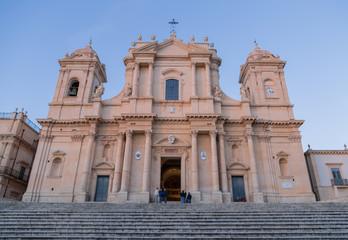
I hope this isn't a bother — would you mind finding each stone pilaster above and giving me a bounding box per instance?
[246,127,263,202]
[190,130,201,202]
[218,131,231,202]
[140,130,152,203]
[205,62,212,97]
[147,63,153,97]
[191,63,197,97]
[132,62,139,97]
[210,130,222,203]
[118,130,133,203]
[110,132,124,201]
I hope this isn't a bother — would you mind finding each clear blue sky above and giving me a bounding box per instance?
[0,0,347,150]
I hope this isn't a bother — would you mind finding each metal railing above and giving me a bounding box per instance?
[0,166,29,182]
[331,178,348,186]
[25,118,41,133]
[0,112,13,119]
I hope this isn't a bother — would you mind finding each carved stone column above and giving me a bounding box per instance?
[205,62,212,97]
[191,130,199,191]
[80,130,96,195]
[246,128,263,202]
[218,131,229,193]
[147,63,153,97]
[120,130,133,192]
[132,62,139,97]
[141,130,152,192]
[112,132,124,193]
[210,130,220,192]
[191,63,197,97]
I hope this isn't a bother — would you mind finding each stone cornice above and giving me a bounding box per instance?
[121,113,157,120]
[186,113,220,119]
[305,150,348,155]
[156,117,188,122]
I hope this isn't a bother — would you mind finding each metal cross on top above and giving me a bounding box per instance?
[169,18,179,34]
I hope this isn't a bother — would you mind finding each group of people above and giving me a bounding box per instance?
[234,195,246,202]
[154,188,192,203]
[180,190,192,203]
[154,188,169,204]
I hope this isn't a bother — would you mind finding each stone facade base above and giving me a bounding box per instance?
[108,193,118,203]
[139,192,150,203]
[212,191,223,203]
[191,191,201,203]
[117,191,128,203]
[222,192,231,203]
[75,192,90,202]
[249,192,264,203]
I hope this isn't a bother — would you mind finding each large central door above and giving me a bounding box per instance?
[232,176,246,202]
[161,157,181,201]
[94,176,109,202]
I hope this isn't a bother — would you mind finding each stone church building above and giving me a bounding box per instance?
[23,33,315,203]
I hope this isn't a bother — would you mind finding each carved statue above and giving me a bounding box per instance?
[240,85,248,100]
[124,83,132,97]
[213,84,222,98]
[93,84,104,98]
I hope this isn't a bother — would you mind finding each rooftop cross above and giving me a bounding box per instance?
[168,18,179,34]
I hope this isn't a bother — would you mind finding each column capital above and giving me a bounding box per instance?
[209,130,217,138]
[190,130,198,137]
[145,130,152,137]
[89,130,96,138]
[217,131,225,137]
[125,130,133,138]
[134,61,140,66]
[191,62,196,66]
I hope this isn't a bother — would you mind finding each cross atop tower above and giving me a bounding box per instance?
[168,18,179,34]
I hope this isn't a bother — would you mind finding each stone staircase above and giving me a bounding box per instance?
[1,202,348,239]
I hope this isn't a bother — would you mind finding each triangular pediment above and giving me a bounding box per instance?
[154,135,191,147]
[93,161,114,169]
[157,40,189,56]
[228,161,250,170]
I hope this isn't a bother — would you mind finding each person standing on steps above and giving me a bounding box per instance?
[186,192,192,203]
[159,188,163,203]
[163,188,168,204]
[180,190,187,203]
[154,187,159,203]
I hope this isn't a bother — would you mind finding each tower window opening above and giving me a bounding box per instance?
[68,81,79,96]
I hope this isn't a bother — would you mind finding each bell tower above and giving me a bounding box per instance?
[239,43,294,120]
[48,42,107,119]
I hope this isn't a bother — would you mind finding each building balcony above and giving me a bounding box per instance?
[331,178,348,186]
[0,167,29,183]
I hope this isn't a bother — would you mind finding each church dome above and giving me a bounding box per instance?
[69,41,98,59]
[246,43,275,62]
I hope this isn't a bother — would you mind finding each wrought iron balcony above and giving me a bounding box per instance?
[0,167,29,183]
[331,178,348,186]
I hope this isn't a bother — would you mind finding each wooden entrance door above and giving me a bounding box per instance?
[94,176,109,202]
[232,176,246,202]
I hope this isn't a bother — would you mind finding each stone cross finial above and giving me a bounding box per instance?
[151,34,156,41]
[203,36,208,43]
[210,42,214,48]
[138,34,142,41]
[254,41,260,50]
[344,144,347,150]
[131,41,136,47]
[170,31,176,39]
[191,35,195,42]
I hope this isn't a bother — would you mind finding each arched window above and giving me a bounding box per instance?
[102,144,111,160]
[279,158,289,176]
[68,81,79,96]
[50,158,62,177]
[165,79,179,100]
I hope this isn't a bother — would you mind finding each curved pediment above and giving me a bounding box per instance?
[227,161,250,170]
[154,135,191,147]
[93,161,114,170]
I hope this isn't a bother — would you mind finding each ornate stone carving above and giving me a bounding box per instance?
[125,130,133,138]
[213,84,222,98]
[93,84,104,99]
[168,135,176,144]
[288,135,302,143]
[123,83,132,97]
[71,135,84,142]
[190,130,198,137]
[240,85,248,100]
[209,130,217,138]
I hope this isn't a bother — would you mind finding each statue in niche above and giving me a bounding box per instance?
[213,84,222,98]
[93,84,104,98]
[240,85,248,100]
[124,83,132,97]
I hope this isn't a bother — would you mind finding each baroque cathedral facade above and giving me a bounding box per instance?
[23,33,315,203]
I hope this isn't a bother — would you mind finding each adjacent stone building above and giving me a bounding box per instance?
[23,33,315,203]
[0,109,40,200]
[305,145,348,201]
